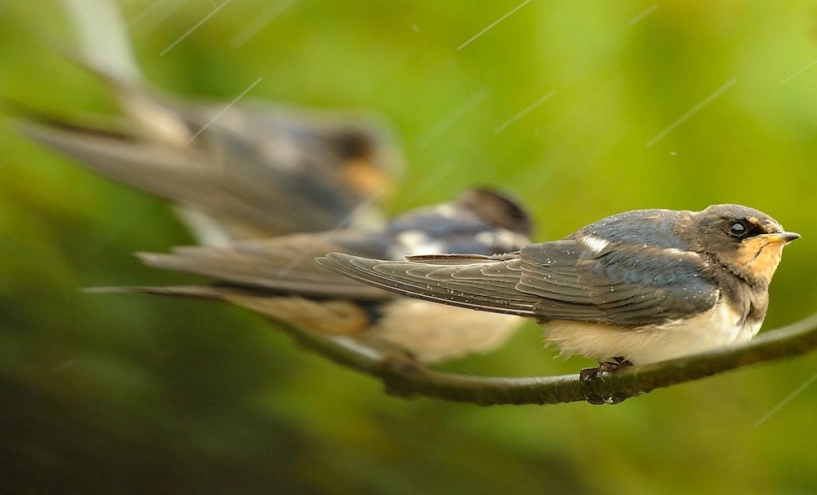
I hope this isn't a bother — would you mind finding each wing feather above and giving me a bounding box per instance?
[318,253,537,316]
[321,237,721,328]
[519,241,719,326]
[138,235,392,300]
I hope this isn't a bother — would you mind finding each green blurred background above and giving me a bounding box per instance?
[2,1,817,493]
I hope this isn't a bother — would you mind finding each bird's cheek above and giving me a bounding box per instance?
[736,239,786,283]
[343,160,394,198]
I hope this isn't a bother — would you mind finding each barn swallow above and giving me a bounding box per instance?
[318,204,799,373]
[92,188,533,364]
[11,64,403,243]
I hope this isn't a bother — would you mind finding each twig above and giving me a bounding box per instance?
[276,311,817,406]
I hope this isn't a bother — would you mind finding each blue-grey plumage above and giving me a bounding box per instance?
[11,63,403,244]
[318,204,799,366]
[568,208,691,250]
[91,188,533,364]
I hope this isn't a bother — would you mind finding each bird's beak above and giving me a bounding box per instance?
[759,232,801,244]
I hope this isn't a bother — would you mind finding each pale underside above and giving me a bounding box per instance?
[368,298,524,363]
[543,298,761,365]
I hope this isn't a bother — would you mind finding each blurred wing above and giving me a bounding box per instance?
[518,241,720,326]
[317,253,538,317]
[12,62,401,239]
[137,234,393,300]
[86,284,250,299]
[18,119,230,202]
[86,285,371,336]
[16,118,374,238]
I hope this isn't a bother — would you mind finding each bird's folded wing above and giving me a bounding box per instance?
[518,241,720,326]
[137,234,392,300]
[85,285,371,336]
[17,119,335,236]
[316,253,538,316]
[85,284,249,299]
[19,120,216,194]
[319,240,722,327]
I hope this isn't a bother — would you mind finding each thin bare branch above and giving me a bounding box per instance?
[276,311,817,406]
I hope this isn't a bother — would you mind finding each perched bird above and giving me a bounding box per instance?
[318,204,799,372]
[12,64,402,244]
[93,188,533,364]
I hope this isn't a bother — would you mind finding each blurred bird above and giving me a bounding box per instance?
[92,188,534,364]
[11,64,403,244]
[318,204,799,373]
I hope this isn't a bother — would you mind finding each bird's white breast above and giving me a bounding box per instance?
[372,299,524,363]
[543,300,761,365]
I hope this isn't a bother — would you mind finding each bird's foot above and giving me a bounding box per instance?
[580,357,637,405]
[579,357,633,382]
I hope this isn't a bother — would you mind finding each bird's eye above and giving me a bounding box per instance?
[729,221,750,238]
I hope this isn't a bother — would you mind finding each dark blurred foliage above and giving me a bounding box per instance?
[2,1,817,493]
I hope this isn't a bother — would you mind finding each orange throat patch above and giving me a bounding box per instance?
[733,237,787,285]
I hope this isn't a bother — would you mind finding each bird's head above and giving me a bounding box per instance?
[690,204,799,287]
